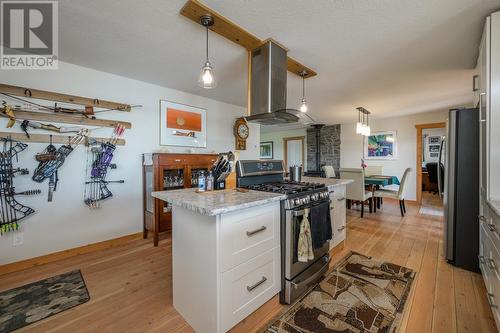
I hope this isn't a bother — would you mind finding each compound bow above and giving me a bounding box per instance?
[0,137,41,235]
[84,125,125,209]
[32,129,89,201]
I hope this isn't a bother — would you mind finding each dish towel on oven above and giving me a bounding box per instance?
[310,201,332,249]
[297,208,314,262]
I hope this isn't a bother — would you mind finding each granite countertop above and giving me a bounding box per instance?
[293,176,354,191]
[488,199,500,217]
[152,188,285,216]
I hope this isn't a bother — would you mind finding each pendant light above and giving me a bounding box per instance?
[299,70,308,113]
[356,107,371,136]
[364,112,371,136]
[356,109,363,134]
[198,15,216,89]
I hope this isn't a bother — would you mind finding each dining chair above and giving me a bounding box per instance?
[321,165,336,178]
[364,166,384,177]
[339,168,373,218]
[364,165,384,208]
[374,168,412,217]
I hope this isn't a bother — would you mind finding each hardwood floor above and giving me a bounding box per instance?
[0,199,496,333]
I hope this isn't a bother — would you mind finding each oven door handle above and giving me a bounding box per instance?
[291,202,330,216]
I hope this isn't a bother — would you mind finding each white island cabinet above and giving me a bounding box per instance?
[152,188,285,333]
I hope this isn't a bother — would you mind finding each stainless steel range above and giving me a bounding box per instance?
[237,160,331,304]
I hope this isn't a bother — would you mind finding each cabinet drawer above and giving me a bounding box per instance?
[219,203,280,272]
[483,205,500,252]
[220,247,280,332]
[480,221,491,285]
[482,223,500,325]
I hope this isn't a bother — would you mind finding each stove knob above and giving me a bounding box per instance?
[294,199,300,206]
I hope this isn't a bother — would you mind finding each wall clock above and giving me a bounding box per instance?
[234,117,249,150]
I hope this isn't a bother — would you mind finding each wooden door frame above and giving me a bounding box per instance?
[283,136,305,169]
[415,122,446,205]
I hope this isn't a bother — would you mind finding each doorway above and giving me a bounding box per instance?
[415,122,446,208]
[283,136,305,170]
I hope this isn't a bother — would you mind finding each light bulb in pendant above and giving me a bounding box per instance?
[356,122,363,134]
[300,98,308,113]
[198,61,215,88]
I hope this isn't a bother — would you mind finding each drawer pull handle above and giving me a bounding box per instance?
[247,276,267,292]
[337,197,346,202]
[479,215,486,222]
[337,226,346,232]
[174,159,181,162]
[488,258,497,271]
[488,293,498,308]
[246,226,266,237]
[479,255,486,264]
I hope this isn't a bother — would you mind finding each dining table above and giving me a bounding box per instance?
[364,175,401,211]
[364,175,400,187]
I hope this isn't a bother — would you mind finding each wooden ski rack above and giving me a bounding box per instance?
[0,132,126,146]
[0,108,132,129]
[0,83,132,111]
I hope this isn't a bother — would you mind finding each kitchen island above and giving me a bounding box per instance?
[152,188,285,333]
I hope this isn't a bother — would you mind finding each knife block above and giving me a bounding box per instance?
[225,172,237,189]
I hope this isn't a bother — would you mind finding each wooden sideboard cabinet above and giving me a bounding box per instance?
[142,153,217,246]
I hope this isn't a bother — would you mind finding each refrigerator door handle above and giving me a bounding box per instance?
[438,138,445,199]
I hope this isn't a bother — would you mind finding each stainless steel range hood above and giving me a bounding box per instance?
[245,40,300,125]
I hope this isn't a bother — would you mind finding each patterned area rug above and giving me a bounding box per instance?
[266,252,415,333]
[0,270,90,333]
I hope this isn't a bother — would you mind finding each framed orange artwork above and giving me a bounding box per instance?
[160,100,207,147]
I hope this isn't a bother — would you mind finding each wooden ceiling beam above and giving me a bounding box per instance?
[180,0,317,78]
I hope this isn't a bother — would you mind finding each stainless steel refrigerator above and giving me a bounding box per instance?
[443,108,479,272]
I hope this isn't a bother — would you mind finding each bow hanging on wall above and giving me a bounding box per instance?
[0,137,41,235]
[84,125,125,209]
[32,129,89,202]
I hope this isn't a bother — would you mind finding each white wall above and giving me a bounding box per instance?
[340,110,447,201]
[0,61,259,264]
[260,128,307,168]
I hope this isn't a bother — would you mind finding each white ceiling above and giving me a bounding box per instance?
[57,0,500,124]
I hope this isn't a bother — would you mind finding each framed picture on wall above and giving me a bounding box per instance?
[364,131,397,160]
[428,136,441,145]
[160,100,207,147]
[260,142,274,159]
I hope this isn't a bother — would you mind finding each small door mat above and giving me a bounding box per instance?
[0,269,90,332]
[265,252,415,332]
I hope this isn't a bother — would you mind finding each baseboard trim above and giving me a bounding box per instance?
[0,232,143,276]
[329,240,345,258]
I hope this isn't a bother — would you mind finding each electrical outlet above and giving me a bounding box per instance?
[13,233,23,246]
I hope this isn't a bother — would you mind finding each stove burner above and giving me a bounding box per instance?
[242,180,325,195]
